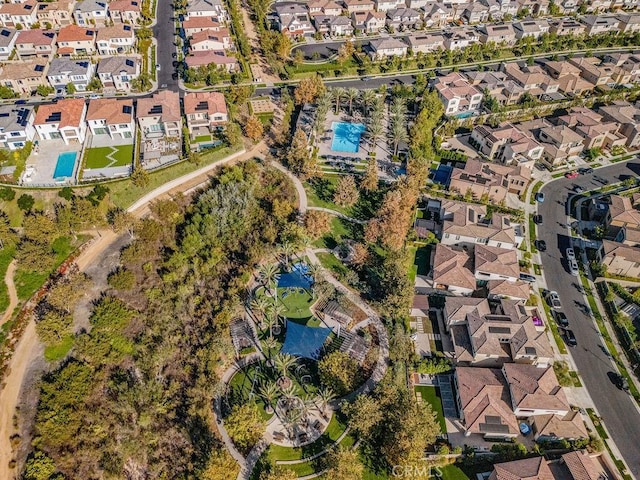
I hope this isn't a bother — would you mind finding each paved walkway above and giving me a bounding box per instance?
[0,260,17,326]
[270,161,307,214]
[307,206,368,224]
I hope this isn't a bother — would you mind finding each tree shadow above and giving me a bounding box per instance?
[309,177,335,203]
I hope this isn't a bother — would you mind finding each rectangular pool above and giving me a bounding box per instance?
[53,151,77,180]
[331,121,366,153]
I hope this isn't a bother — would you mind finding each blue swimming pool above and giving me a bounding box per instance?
[53,151,77,179]
[331,121,366,153]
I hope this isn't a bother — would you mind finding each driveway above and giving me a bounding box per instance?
[537,159,640,477]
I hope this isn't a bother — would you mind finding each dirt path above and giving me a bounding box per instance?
[240,5,280,84]
[0,146,266,480]
[1,260,18,326]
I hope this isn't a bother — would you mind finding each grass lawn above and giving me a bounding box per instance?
[108,145,240,209]
[313,216,350,250]
[194,134,212,143]
[44,334,74,362]
[280,289,315,322]
[0,246,16,313]
[528,214,538,254]
[529,181,544,205]
[227,367,274,421]
[305,176,351,216]
[85,145,134,169]
[439,464,471,480]
[415,385,446,433]
[316,252,349,278]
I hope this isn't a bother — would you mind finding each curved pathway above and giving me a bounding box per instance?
[269,161,307,214]
[0,260,18,326]
[307,207,368,225]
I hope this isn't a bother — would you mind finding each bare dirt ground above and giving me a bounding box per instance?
[1,260,18,326]
[240,4,280,85]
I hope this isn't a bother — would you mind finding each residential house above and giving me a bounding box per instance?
[474,244,520,282]
[182,17,223,37]
[543,60,594,95]
[274,3,315,37]
[558,451,608,480]
[556,107,626,150]
[549,19,585,36]
[462,2,489,24]
[308,0,343,16]
[96,24,135,55]
[189,28,231,51]
[0,27,17,61]
[352,11,385,33]
[470,123,544,166]
[448,158,531,202]
[439,199,523,250]
[368,37,408,59]
[330,15,353,35]
[446,298,554,366]
[432,244,476,295]
[375,0,403,11]
[108,0,143,24]
[56,25,97,55]
[185,0,227,22]
[478,23,517,45]
[312,15,332,34]
[36,0,74,28]
[136,90,182,140]
[599,101,640,148]
[601,53,640,83]
[0,59,48,94]
[502,363,570,417]
[465,70,522,106]
[530,411,589,442]
[432,72,483,116]
[343,0,375,14]
[0,0,37,28]
[46,58,94,93]
[601,194,640,241]
[385,8,422,31]
[617,13,640,33]
[183,91,228,138]
[406,32,444,53]
[33,98,87,144]
[406,0,431,8]
[0,105,35,150]
[454,367,519,439]
[97,56,140,92]
[86,98,134,139]
[600,240,640,278]
[73,0,108,26]
[502,62,560,98]
[444,28,480,50]
[513,19,550,39]
[487,279,531,301]
[185,50,239,71]
[568,56,616,87]
[530,122,585,167]
[15,29,56,59]
[422,2,450,28]
[489,457,554,480]
[488,451,607,480]
[581,15,619,35]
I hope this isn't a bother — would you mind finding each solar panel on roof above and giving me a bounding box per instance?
[125,59,134,67]
[195,101,208,111]
[149,105,162,114]
[124,25,131,31]
[1,30,9,37]
[79,61,89,68]
[34,65,44,72]
[0,113,9,118]
[46,111,62,122]
[24,4,32,9]
[132,1,138,5]
[123,105,132,114]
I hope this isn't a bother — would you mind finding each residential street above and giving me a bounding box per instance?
[153,0,178,91]
[537,160,640,477]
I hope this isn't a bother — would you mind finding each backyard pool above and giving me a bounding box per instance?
[331,121,365,153]
[53,151,77,180]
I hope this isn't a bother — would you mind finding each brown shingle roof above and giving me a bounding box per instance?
[137,90,181,122]
[475,244,520,279]
[432,244,476,291]
[532,411,588,440]
[561,450,604,480]
[489,457,555,480]
[502,363,569,412]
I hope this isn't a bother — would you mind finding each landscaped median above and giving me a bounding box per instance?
[587,408,633,480]
[538,288,568,355]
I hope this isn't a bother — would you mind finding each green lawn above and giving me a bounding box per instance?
[414,385,446,433]
[439,464,471,480]
[108,145,240,209]
[279,289,315,322]
[85,145,134,169]
[194,134,212,143]
[305,176,351,216]
[316,252,349,277]
[44,334,74,362]
[529,181,544,205]
[313,216,350,250]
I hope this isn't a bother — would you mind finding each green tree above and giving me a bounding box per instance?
[35,310,73,346]
[130,165,149,187]
[17,193,35,211]
[108,267,136,290]
[318,350,361,395]
[0,85,17,99]
[65,82,76,95]
[261,466,297,480]
[0,211,18,248]
[286,128,316,179]
[324,446,364,480]
[0,186,15,201]
[47,273,89,313]
[36,84,54,96]
[225,121,243,146]
[23,451,58,480]
[225,403,266,450]
[201,449,240,480]
[361,159,378,192]
[343,394,382,438]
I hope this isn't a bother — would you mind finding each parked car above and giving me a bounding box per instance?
[15,99,27,105]
[565,171,579,179]
[552,310,569,328]
[535,192,545,203]
[89,94,100,99]
[565,329,577,347]
[578,167,594,174]
[566,248,575,260]
[519,273,536,283]
[545,290,562,309]
[533,214,543,224]
[536,239,547,251]
[569,259,579,276]
[574,185,584,193]
[609,371,630,391]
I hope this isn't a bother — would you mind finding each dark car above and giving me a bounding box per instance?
[533,214,543,224]
[608,371,629,391]
[535,192,545,203]
[565,329,577,347]
[578,167,594,174]
[552,310,569,328]
[519,273,536,283]
[15,99,27,105]
[536,239,547,251]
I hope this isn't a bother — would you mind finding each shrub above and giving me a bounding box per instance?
[0,186,15,201]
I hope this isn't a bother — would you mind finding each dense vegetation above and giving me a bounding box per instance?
[25,161,299,479]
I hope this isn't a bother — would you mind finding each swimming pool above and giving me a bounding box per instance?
[331,121,366,153]
[53,151,77,180]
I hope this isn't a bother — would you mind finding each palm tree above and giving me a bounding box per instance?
[317,92,332,114]
[250,296,270,328]
[278,242,295,270]
[390,119,408,156]
[315,387,336,415]
[359,89,377,116]
[281,405,304,440]
[258,263,280,290]
[366,118,384,148]
[266,302,286,339]
[331,87,346,115]
[346,87,359,116]
[259,381,280,413]
[274,353,297,381]
[389,97,407,120]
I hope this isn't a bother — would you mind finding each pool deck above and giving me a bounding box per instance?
[23,139,81,186]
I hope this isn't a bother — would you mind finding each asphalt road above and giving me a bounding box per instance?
[537,160,640,477]
[153,0,179,91]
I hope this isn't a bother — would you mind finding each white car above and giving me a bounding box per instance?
[569,259,579,276]
[546,290,562,309]
[566,248,575,260]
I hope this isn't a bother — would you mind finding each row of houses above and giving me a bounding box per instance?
[486,451,609,480]
[0,0,145,30]
[0,90,228,150]
[181,0,241,73]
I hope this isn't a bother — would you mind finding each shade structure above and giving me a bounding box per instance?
[278,262,313,289]
[280,321,332,360]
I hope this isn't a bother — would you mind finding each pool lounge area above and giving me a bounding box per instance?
[330,121,366,153]
[53,151,77,181]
